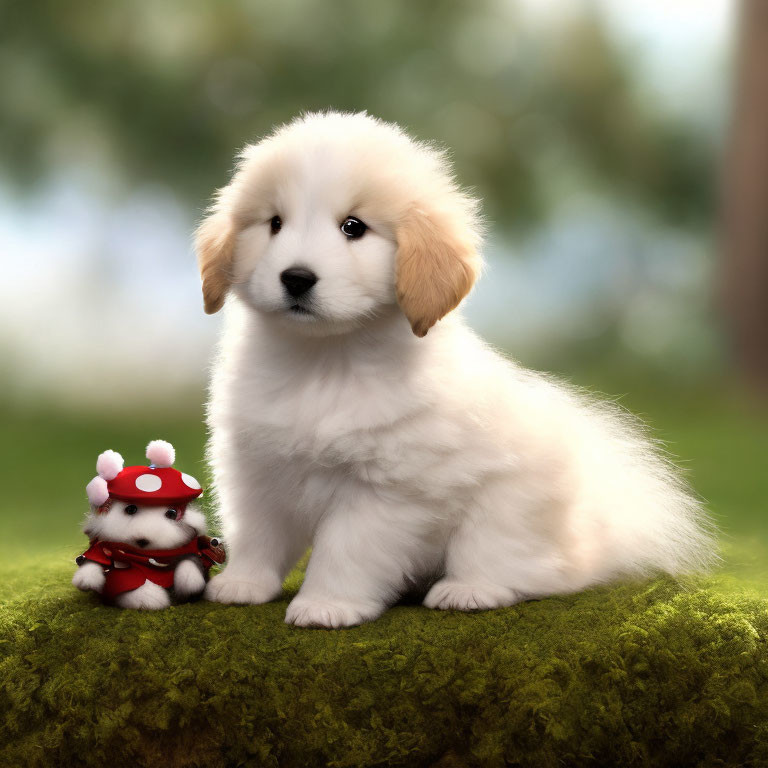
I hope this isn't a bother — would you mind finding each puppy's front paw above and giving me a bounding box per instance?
[174,558,206,599]
[423,580,521,611]
[204,571,282,605]
[116,581,171,610]
[285,596,380,628]
[72,562,106,592]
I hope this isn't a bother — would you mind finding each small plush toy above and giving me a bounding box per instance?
[73,440,225,610]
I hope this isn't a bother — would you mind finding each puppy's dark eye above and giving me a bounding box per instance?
[270,215,282,234]
[124,505,138,516]
[165,509,178,520]
[341,216,367,239]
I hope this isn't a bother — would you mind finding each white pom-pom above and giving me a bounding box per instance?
[146,439,175,468]
[96,450,123,481]
[86,476,109,507]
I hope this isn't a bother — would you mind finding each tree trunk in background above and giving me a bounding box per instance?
[721,0,768,391]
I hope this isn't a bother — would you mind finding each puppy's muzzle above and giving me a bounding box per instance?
[280,267,318,298]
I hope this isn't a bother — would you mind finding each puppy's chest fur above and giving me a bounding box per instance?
[239,349,428,463]
[219,333,510,505]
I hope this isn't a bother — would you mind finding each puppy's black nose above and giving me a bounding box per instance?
[280,267,317,298]
[135,539,150,548]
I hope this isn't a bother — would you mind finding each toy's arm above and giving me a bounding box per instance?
[173,557,206,598]
[72,560,106,592]
[72,542,110,592]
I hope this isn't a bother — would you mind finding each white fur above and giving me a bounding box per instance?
[75,500,208,608]
[82,500,207,550]
[72,559,174,611]
[96,449,123,481]
[72,560,106,592]
[173,557,206,598]
[201,112,717,627]
[116,580,171,610]
[146,439,175,468]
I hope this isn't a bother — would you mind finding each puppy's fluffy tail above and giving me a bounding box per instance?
[570,394,719,582]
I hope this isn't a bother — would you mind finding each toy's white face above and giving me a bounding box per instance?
[84,500,207,550]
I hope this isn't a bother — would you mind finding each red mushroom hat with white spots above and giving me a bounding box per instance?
[85,440,203,509]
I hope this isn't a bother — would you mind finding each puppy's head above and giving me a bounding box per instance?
[196,111,483,337]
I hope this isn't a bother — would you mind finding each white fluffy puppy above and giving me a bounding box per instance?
[197,111,716,628]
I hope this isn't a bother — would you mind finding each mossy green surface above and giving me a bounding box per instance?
[2,544,768,768]
[2,385,767,767]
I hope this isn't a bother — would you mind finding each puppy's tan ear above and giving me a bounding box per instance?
[196,211,237,314]
[395,208,481,337]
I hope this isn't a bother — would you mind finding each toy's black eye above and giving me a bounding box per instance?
[341,216,367,239]
[270,215,282,234]
[165,508,178,520]
[124,505,138,516]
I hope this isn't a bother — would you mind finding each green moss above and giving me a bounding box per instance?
[2,547,768,768]
[3,389,767,766]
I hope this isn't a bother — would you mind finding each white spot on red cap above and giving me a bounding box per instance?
[135,473,162,492]
[181,473,201,490]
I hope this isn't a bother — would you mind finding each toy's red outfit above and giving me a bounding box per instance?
[78,537,225,601]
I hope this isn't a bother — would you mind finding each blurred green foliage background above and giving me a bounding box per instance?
[2,0,718,226]
[1,0,765,582]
